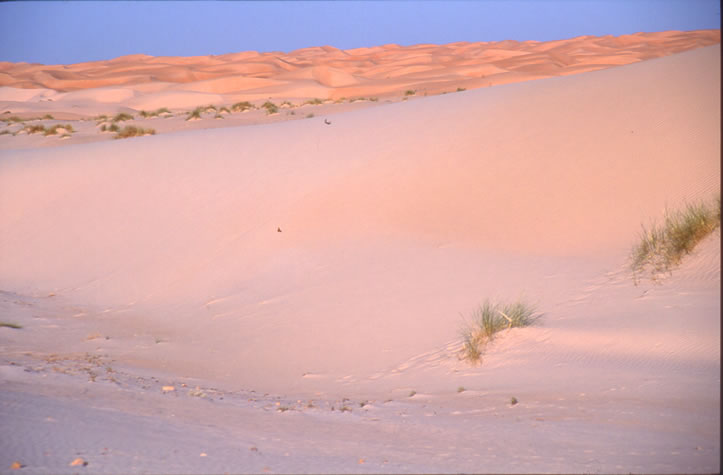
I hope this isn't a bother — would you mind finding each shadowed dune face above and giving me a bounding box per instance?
[0,30,718,102]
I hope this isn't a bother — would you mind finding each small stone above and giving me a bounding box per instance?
[10,461,24,469]
[69,457,87,467]
[161,386,175,392]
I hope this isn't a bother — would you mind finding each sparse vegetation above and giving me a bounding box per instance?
[369,97,379,102]
[460,299,536,364]
[456,87,467,92]
[139,108,171,118]
[219,106,230,114]
[404,89,416,96]
[306,113,315,118]
[44,124,74,136]
[214,113,224,119]
[23,124,47,134]
[631,196,720,282]
[0,130,11,136]
[2,116,24,123]
[0,322,22,329]
[186,107,203,121]
[113,125,156,139]
[231,101,254,112]
[457,386,466,393]
[112,112,134,122]
[262,101,279,115]
[42,114,55,120]
[408,390,417,397]
[304,98,323,106]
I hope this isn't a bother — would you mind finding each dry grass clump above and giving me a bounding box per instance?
[231,101,254,112]
[113,125,156,139]
[139,108,171,118]
[44,124,74,136]
[2,115,24,124]
[23,124,47,134]
[304,98,323,106]
[404,89,416,96]
[112,112,134,122]
[262,101,279,115]
[460,299,536,364]
[631,196,720,282]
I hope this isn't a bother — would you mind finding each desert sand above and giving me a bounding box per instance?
[0,30,720,473]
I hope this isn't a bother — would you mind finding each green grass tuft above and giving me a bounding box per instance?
[631,196,720,282]
[113,125,156,139]
[459,299,536,364]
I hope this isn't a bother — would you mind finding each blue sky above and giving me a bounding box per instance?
[0,1,719,64]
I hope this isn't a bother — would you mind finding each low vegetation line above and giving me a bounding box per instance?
[631,195,720,283]
[113,125,156,139]
[459,299,536,364]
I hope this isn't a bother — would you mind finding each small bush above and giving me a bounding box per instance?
[219,106,230,114]
[108,123,120,132]
[231,101,254,112]
[459,299,536,364]
[42,114,55,120]
[369,97,379,102]
[262,101,278,115]
[404,90,416,96]
[113,125,155,139]
[631,196,720,282]
[456,87,466,92]
[306,113,315,119]
[304,98,323,106]
[112,112,133,122]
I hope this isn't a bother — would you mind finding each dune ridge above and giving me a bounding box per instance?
[0,30,718,109]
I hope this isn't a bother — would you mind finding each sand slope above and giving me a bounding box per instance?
[0,42,720,473]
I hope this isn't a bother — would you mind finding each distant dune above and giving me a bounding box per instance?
[0,29,718,114]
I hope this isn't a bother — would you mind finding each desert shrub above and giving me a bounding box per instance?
[42,114,55,119]
[3,116,24,124]
[113,125,155,139]
[631,196,720,282]
[404,89,416,96]
[460,299,536,364]
[304,98,323,105]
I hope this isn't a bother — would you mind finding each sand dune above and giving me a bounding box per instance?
[0,30,718,117]
[0,36,719,473]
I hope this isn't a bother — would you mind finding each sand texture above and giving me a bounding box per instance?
[0,31,720,473]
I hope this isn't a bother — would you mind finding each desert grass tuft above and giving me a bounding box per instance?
[112,112,134,122]
[262,101,279,115]
[459,299,536,364]
[186,107,203,121]
[404,89,416,96]
[113,125,156,139]
[24,124,47,134]
[631,196,720,282]
[139,107,171,118]
[42,114,55,120]
[44,124,74,136]
[2,116,24,123]
[304,98,323,106]
[231,101,254,112]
